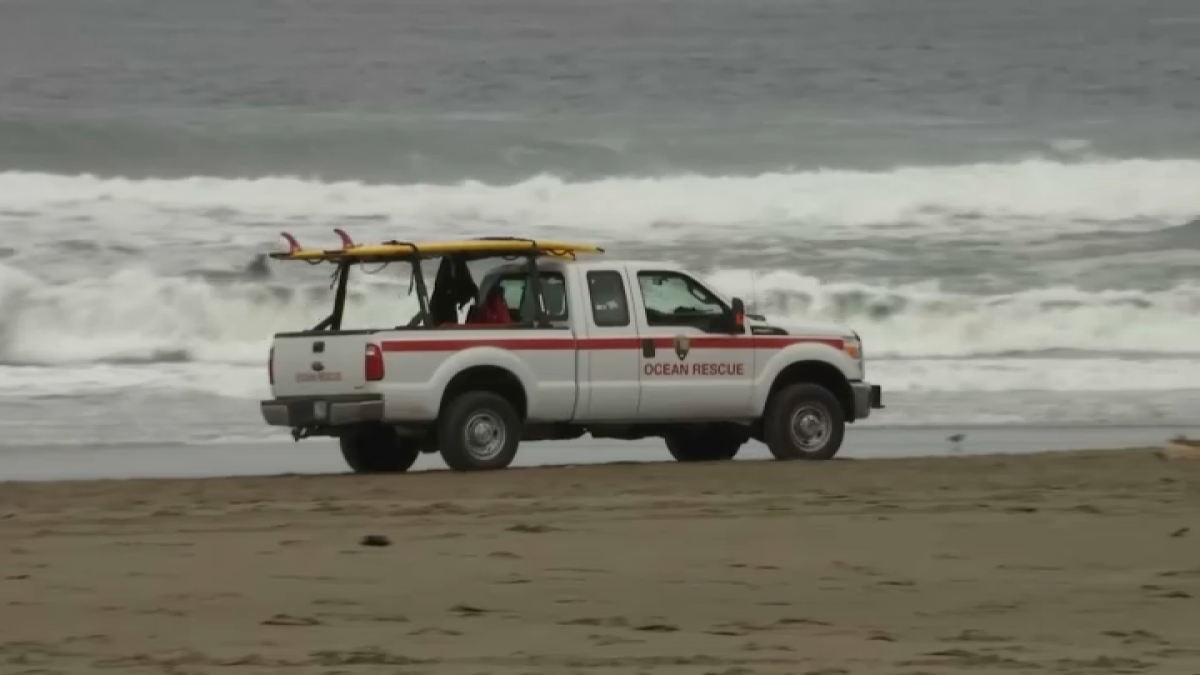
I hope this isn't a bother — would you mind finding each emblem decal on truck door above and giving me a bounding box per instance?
[673,335,690,361]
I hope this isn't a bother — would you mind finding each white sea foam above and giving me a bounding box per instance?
[2,263,1198,367]
[2,157,1199,251]
[1,262,1198,407]
[710,270,1200,358]
[2,159,1198,406]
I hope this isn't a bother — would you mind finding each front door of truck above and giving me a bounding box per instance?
[630,269,755,421]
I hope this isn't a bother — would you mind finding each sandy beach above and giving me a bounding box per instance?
[1,447,1198,674]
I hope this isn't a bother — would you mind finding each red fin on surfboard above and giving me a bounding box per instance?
[280,232,301,254]
[333,228,356,249]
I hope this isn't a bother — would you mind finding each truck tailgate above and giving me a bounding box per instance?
[269,331,374,397]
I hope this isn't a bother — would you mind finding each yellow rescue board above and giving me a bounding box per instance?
[269,230,605,262]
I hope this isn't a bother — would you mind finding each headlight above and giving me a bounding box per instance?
[844,332,865,376]
[842,333,861,359]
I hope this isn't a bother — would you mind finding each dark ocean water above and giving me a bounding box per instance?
[1,0,1199,447]
[4,0,1200,181]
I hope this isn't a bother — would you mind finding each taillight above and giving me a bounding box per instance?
[268,346,275,385]
[364,343,385,381]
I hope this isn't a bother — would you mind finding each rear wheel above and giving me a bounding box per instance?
[437,391,522,471]
[762,383,845,460]
[339,423,421,473]
[664,423,746,462]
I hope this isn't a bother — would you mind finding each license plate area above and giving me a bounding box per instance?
[287,400,329,425]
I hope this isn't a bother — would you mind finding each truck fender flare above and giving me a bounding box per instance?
[430,348,537,418]
[753,344,857,416]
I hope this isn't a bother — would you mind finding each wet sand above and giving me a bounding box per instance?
[5,423,1200,481]
[1,447,1199,674]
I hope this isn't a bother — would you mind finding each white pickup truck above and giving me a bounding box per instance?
[260,234,883,473]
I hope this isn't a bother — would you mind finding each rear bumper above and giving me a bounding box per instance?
[260,395,384,427]
[850,381,884,421]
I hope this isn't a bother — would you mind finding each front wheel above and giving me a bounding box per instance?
[339,423,421,473]
[437,391,522,471]
[762,383,845,460]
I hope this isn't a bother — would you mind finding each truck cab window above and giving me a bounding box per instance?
[492,272,568,323]
[637,271,727,329]
[586,270,631,327]
[540,274,569,320]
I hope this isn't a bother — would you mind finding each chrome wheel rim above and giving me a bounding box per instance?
[463,411,506,461]
[789,404,830,452]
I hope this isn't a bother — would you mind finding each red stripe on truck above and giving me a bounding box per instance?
[380,336,843,352]
[382,338,577,352]
[650,336,844,350]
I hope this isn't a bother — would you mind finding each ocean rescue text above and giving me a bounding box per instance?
[644,362,746,377]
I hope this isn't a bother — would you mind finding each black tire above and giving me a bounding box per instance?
[339,423,421,474]
[664,423,746,462]
[437,391,522,471]
[762,383,845,460]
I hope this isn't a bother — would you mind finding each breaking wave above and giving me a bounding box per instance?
[3,156,1200,251]
[1,159,1198,405]
[2,264,1198,367]
[711,270,1200,358]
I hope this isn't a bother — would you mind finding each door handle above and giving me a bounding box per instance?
[641,338,655,358]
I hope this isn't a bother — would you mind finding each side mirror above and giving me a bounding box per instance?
[724,297,747,334]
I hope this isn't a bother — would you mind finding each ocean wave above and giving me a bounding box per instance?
[712,269,1200,358]
[2,157,1200,255]
[1,263,1197,367]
